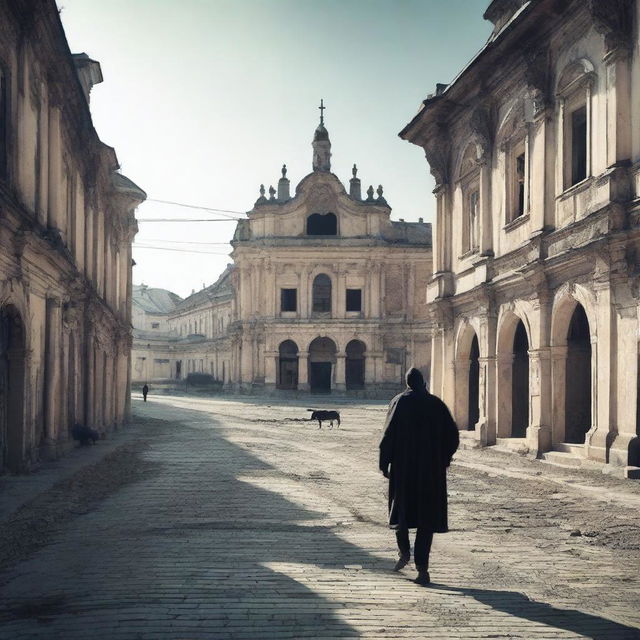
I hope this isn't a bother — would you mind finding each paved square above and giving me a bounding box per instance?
[1,395,639,639]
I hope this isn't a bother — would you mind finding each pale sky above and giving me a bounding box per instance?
[59,0,491,299]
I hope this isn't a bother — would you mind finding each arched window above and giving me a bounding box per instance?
[312,274,332,313]
[306,212,337,235]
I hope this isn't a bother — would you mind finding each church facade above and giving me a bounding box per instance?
[400,0,640,474]
[152,113,433,396]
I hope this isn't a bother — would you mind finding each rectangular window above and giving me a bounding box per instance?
[515,153,525,217]
[346,289,362,312]
[281,288,297,312]
[151,322,160,329]
[571,106,587,186]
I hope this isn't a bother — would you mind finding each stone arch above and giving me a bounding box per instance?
[312,273,332,314]
[454,319,480,431]
[345,339,366,390]
[496,307,532,438]
[308,336,337,393]
[306,212,337,236]
[454,141,483,181]
[277,339,298,390]
[556,57,596,94]
[496,97,527,148]
[0,304,27,473]
[550,289,595,446]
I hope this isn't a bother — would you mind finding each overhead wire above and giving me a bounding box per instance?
[145,198,246,219]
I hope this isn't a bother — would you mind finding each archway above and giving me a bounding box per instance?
[565,304,591,444]
[278,340,299,390]
[345,340,365,390]
[454,323,480,431]
[512,320,529,438]
[468,335,480,431]
[308,337,336,393]
[0,305,26,473]
[312,274,332,313]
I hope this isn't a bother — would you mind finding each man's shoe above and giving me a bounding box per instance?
[415,569,430,585]
[393,554,410,571]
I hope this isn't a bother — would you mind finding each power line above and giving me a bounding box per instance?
[134,244,231,256]
[137,239,232,245]
[146,198,246,219]
[137,218,239,222]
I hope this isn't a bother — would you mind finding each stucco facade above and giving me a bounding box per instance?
[131,285,182,384]
[0,0,145,472]
[400,0,640,474]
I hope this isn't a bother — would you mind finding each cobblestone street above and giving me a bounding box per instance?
[1,394,640,639]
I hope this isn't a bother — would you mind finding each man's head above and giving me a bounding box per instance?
[406,367,426,392]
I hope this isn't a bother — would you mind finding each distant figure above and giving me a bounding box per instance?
[379,367,459,585]
[142,384,149,402]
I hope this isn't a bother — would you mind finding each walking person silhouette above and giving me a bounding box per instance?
[379,367,459,585]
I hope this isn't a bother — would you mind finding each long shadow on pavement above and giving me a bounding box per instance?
[0,399,384,639]
[427,583,640,639]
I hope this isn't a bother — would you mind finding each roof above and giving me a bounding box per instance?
[399,0,536,142]
[132,285,182,314]
[173,265,235,312]
[384,221,432,246]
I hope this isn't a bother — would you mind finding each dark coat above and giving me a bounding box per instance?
[379,383,459,532]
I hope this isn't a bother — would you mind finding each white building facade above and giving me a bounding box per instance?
[401,0,640,474]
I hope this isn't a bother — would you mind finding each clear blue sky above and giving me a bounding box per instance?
[59,0,491,298]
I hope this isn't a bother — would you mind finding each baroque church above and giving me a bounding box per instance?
[132,109,432,396]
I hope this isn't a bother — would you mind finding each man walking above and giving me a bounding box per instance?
[142,383,149,402]
[379,367,459,585]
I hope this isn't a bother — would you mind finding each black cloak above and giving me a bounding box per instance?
[379,367,459,532]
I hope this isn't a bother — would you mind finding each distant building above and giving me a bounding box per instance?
[400,0,640,473]
[131,285,182,383]
[0,0,145,471]
[160,112,433,396]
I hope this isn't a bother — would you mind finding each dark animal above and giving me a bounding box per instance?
[308,410,341,429]
[71,424,100,446]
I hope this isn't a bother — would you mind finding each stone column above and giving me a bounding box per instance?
[434,186,447,272]
[335,269,346,318]
[604,48,631,168]
[298,351,309,391]
[299,268,309,319]
[609,300,639,468]
[47,107,63,232]
[588,284,611,462]
[526,348,552,455]
[43,297,62,458]
[496,354,513,438]
[477,356,495,446]
[550,345,568,445]
[334,353,346,392]
[264,352,277,391]
[479,160,493,255]
[37,90,49,226]
[453,359,469,429]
